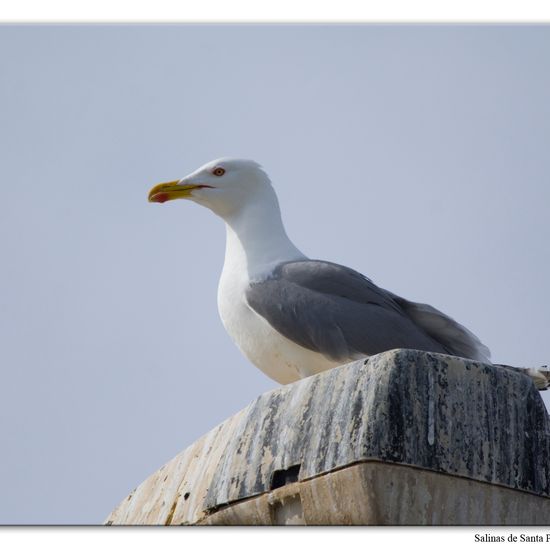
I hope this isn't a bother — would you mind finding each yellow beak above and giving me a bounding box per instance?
[148,181,211,203]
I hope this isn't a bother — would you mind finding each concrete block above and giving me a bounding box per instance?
[105,349,550,525]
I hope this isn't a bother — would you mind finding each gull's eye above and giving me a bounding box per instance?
[213,167,226,177]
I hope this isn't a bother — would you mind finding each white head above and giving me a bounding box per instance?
[148,158,276,220]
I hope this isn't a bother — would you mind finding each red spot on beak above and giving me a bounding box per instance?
[152,192,169,203]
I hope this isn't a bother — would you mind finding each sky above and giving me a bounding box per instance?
[0,24,549,524]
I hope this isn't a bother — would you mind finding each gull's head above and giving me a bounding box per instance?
[148,158,274,219]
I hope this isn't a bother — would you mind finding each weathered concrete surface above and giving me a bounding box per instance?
[200,463,550,525]
[105,349,550,525]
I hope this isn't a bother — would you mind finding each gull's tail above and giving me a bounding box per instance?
[526,366,550,391]
[496,364,550,391]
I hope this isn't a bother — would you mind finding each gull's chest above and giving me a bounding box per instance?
[217,270,338,384]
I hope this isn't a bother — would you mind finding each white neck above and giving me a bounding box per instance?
[222,190,306,281]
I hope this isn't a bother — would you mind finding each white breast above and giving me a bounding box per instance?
[217,248,339,385]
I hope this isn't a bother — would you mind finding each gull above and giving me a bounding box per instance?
[148,158,546,389]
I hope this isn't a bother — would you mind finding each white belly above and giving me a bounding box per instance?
[217,276,340,385]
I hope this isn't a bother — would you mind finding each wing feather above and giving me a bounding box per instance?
[387,294,491,363]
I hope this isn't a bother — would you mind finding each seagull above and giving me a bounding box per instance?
[148,158,545,388]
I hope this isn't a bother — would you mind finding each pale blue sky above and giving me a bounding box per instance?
[1,25,549,524]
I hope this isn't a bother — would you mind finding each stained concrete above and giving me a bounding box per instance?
[200,463,550,525]
[105,349,550,525]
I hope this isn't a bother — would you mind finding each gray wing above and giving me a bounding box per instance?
[387,293,491,362]
[246,260,458,362]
